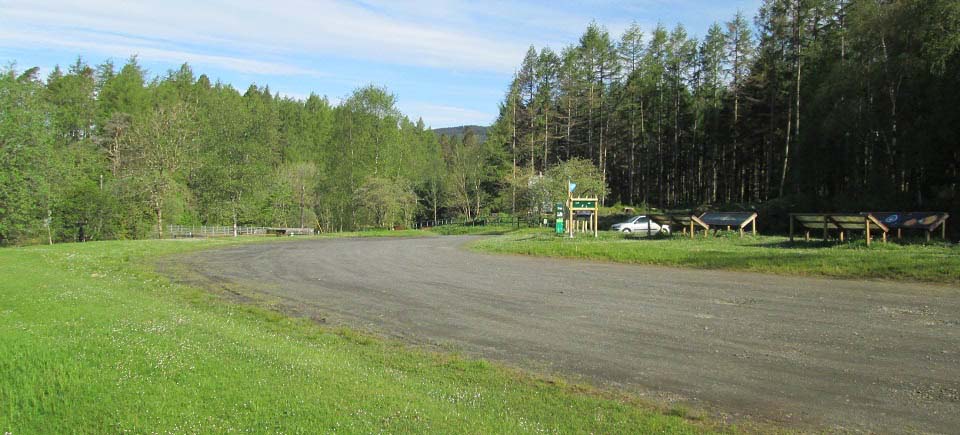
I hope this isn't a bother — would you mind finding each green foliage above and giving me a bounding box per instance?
[355,177,417,228]
[511,158,608,216]
[544,157,608,201]
[442,127,506,219]
[486,1,960,239]
[5,0,960,243]
[0,68,53,244]
[0,61,450,244]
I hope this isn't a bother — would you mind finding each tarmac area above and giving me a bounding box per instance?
[170,236,960,433]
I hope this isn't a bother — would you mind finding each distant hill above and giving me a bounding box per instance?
[431,125,489,142]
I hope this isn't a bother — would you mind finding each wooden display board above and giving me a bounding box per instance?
[789,213,889,245]
[698,212,758,237]
[567,197,598,238]
[648,213,706,239]
[869,212,949,241]
[650,212,758,238]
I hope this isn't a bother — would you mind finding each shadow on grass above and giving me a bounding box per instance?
[754,237,954,250]
[621,232,673,241]
[753,239,837,249]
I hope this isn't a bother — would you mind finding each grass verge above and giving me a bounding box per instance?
[470,230,960,285]
[0,238,716,433]
[425,224,523,236]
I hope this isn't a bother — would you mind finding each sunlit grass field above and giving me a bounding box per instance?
[471,230,960,285]
[0,238,711,433]
[425,223,521,236]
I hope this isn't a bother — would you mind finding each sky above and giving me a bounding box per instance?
[1,0,761,128]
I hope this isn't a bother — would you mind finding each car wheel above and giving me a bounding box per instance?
[622,228,631,233]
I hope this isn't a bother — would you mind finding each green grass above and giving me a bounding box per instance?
[425,223,523,236]
[471,230,960,285]
[0,237,714,433]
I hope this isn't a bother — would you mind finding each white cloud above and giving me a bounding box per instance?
[1,0,532,74]
[0,28,329,77]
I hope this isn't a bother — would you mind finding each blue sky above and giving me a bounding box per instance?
[1,0,761,128]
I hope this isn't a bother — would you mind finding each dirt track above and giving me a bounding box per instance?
[171,236,960,433]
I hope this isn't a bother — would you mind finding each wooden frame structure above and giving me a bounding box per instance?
[789,213,889,245]
[699,212,758,237]
[648,213,708,239]
[869,212,949,241]
[567,197,598,238]
[649,212,758,239]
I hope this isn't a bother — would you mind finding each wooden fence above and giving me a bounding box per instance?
[166,225,270,238]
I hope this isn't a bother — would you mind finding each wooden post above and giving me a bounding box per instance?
[752,218,756,235]
[926,230,931,242]
[739,227,744,238]
[789,215,794,241]
[943,221,947,240]
[866,218,872,246]
[839,231,844,242]
[805,231,810,241]
[593,210,598,238]
[897,228,902,239]
[690,221,694,239]
[823,215,829,240]
[882,231,887,243]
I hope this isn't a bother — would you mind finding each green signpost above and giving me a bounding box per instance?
[555,202,564,234]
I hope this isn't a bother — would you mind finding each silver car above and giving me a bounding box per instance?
[610,215,670,235]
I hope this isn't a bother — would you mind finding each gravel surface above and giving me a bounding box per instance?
[172,236,960,433]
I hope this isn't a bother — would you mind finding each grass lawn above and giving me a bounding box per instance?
[425,223,522,236]
[0,237,714,433]
[470,230,960,285]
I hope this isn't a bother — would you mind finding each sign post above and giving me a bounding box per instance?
[554,202,564,235]
[567,197,599,238]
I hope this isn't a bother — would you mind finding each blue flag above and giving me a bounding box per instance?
[568,182,576,193]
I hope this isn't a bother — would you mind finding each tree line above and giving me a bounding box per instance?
[2,0,958,244]
[1,59,482,244]
[488,0,959,227]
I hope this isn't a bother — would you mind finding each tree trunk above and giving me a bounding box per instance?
[299,184,305,228]
[512,96,517,214]
[543,107,549,170]
[630,112,636,204]
[780,106,793,198]
[156,202,164,239]
[793,4,802,180]
[639,97,646,205]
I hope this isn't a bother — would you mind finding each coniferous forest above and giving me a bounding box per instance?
[488,0,959,226]
[2,0,959,245]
